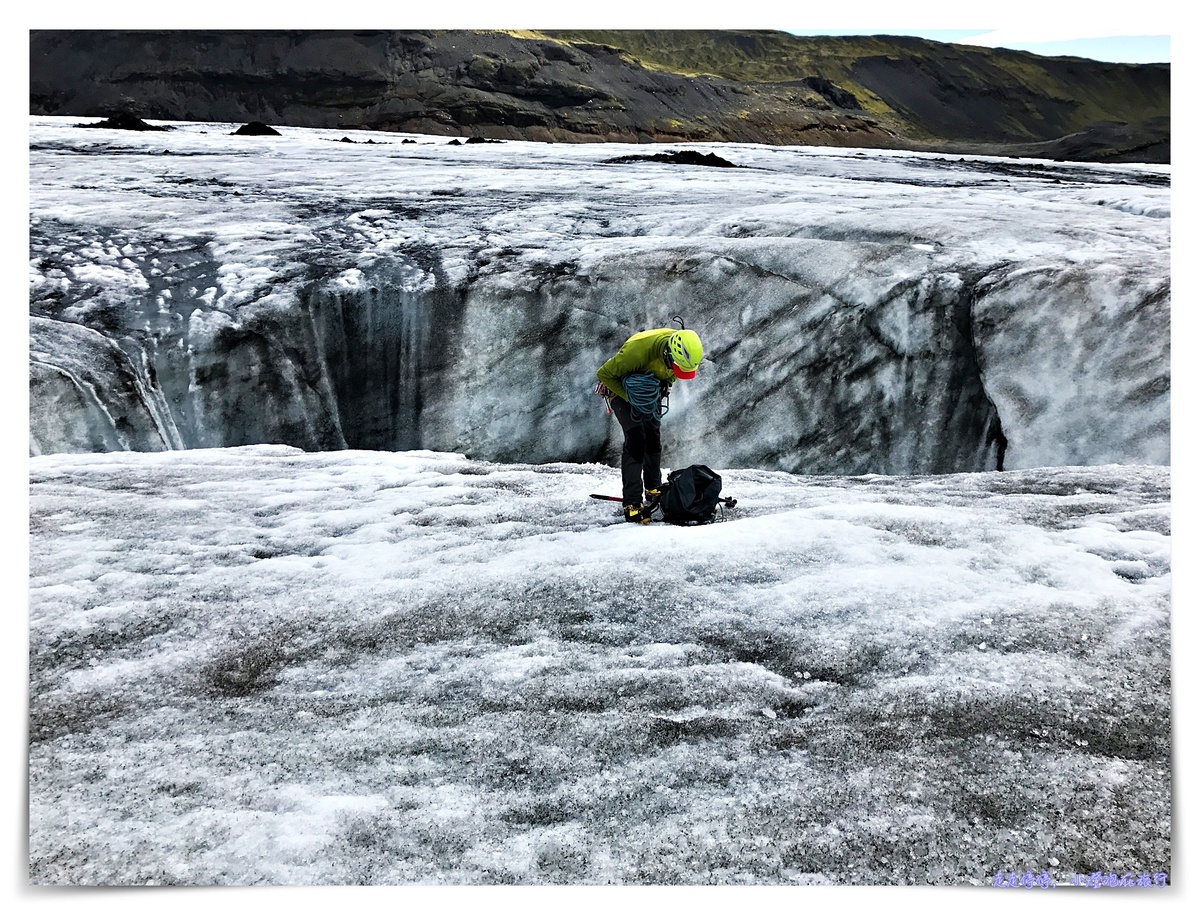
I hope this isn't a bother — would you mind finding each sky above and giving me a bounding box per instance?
[17,0,1177,65]
[784,29,1169,64]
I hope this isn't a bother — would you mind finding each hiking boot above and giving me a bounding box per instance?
[645,487,662,509]
[623,503,651,524]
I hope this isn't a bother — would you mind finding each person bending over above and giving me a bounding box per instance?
[595,326,704,523]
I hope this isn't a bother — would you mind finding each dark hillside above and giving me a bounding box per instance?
[29,29,1169,163]
[545,30,1169,153]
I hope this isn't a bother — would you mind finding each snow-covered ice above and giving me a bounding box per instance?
[28,117,1169,473]
[28,446,1170,885]
[24,112,1173,889]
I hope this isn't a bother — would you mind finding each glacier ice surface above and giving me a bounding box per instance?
[28,117,1169,473]
[28,446,1170,885]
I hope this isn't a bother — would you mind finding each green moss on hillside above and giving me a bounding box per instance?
[532,29,1168,138]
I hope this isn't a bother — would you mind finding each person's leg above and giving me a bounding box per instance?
[643,420,662,494]
[611,397,647,506]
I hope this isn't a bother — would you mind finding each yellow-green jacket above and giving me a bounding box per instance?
[596,328,677,403]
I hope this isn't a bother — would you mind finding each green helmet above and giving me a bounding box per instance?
[668,329,703,379]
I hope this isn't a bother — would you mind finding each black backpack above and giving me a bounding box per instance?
[658,465,723,525]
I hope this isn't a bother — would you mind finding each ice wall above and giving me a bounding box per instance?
[29,243,1165,473]
[972,264,1170,468]
[28,120,1169,474]
[429,240,1009,475]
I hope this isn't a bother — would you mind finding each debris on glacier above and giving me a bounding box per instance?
[28,447,1170,885]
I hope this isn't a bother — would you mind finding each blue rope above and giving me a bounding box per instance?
[623,372,667,425]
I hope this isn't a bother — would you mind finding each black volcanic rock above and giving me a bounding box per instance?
[232,121,281,136]
[801,77,863,110]
[79,112,170,131]
[606,150,740,168]
[1005,117,1171,164]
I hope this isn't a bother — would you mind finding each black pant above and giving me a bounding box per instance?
[611,396,662,505]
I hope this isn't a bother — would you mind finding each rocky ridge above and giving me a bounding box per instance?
[29,29,1170,162]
